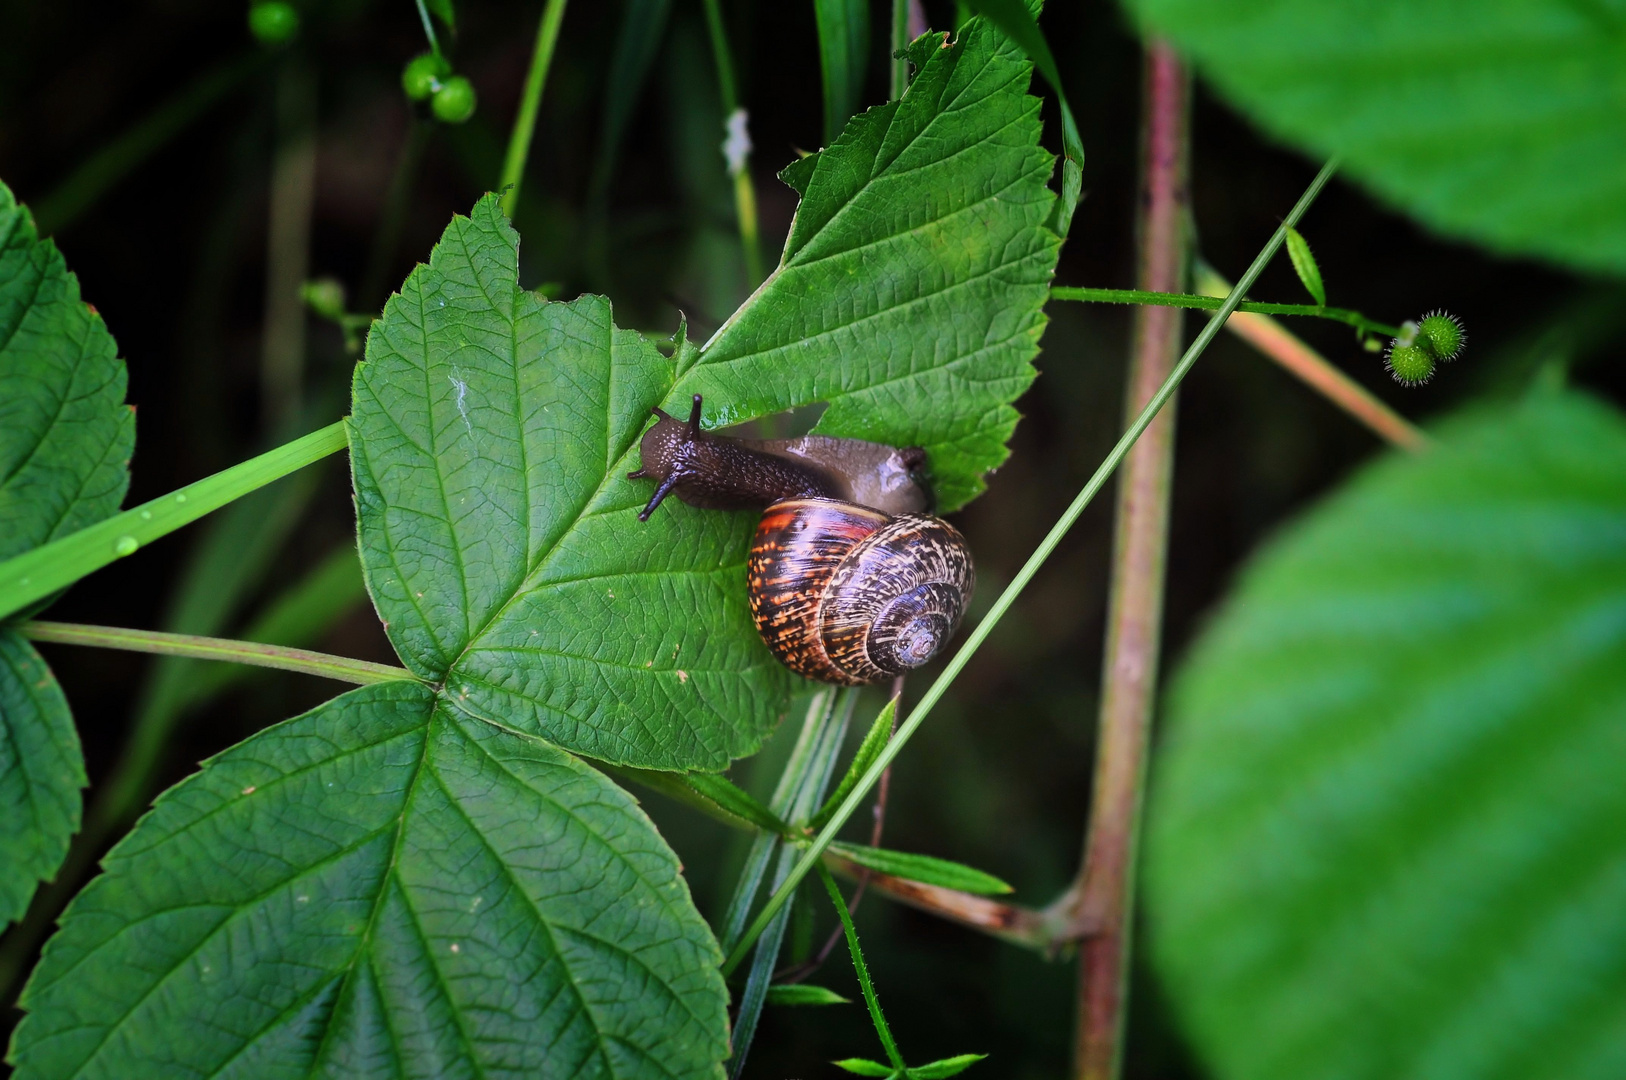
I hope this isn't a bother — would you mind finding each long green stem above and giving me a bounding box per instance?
[1051,286,1403,339]
[499,0,570,218]
[413,0,443,57]
[820,863,906,1071]
[33,54,264,235]
[0,421,348,621]
[21,621,416,685]
[722,159,1341,977]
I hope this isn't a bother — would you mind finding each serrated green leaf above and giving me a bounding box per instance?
[0,178,132,563]
[814,0,870,146]
[1284,226,1325,306]
[0,631,85,930]
[833,1057,896,1077]
[10,681,730,1079]
[766,982,850,1006]
[829,841,1013,895]
[911,1052,988,1078]
[355,30,1062,766]
[1146,391,1626,1080]
[0,177,130,925]
[690,13,1060,512]
[1126,0,1626,274]
[809,696,895,829]
[349,196,794,771]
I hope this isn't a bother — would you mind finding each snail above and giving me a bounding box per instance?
[629,395,975,686]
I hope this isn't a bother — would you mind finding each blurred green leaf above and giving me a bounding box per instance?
[695,13,1060,511]
[0,633,84,930]
[767,982,851,1006]
[1284,226,1325,306]
[0,180,132,563]
[11,682,730,1078]
[591,0,674,195]
[1146,391,1626,1080]
[1126,0,1626,274]
[834,1057,896,1077]
[830,841,1014,895]
[813,0,871,145]
[911,1052,988,1078]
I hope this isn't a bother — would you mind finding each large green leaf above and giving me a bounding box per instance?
[690,16,1059,512]
[0,632,85,929]
[9,681,730,1079]
[1124,0,1626,274]
[1146,392,1626,1080]
[0,178,133,560]
[0,177,132,926]
[352,17,1059,768]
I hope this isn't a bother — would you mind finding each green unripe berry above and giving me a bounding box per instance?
[301,277,347,321]
[1417,310,1466,362]
[432,76,477,123]
[401,53,449,101]
[1386,343,1435,386]
[248,1,300,45]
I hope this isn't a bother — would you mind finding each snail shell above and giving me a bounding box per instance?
[748,498,974,685]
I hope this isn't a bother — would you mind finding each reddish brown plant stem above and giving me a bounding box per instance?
[1072,42,1190,1080]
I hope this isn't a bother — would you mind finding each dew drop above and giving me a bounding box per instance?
[174,493,188,503]
[113,535,138,557]
[140,509,153,520]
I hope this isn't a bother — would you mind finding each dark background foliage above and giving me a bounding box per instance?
[2,0,1621,1073]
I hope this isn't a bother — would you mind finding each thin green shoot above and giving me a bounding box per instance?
[722,159,1341,976]
[499,0,569,217]
[413,0,443,58]
[20,621,416,686]
[820,863,907,1072]
[1049,285,1403,339]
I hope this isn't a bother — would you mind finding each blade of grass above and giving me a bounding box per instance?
[724,688,857,1076]
[499,0,570,217]
[722,159,1341,977]
[588,0,675,197]
[0,421,349,621]
[813,0,871,145]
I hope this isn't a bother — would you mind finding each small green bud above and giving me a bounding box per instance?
[248,1,300,45]
[301,277,347,321]
[401,53,449,101]
[432,76,477,123]
[1417,310,1466,362]
[1386,343,1435,386]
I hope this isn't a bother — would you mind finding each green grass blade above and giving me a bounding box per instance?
[0,421,347,622]
[814,0,871,145]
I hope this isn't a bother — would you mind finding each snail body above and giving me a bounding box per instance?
[629,395,974,685]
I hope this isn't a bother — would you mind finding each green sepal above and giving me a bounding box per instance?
[911,1052,989,1078]
[1284,227,1326,306]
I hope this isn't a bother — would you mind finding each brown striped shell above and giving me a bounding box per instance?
[747,498,975,685]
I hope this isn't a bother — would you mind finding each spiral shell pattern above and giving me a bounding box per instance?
[747,498,974,685]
